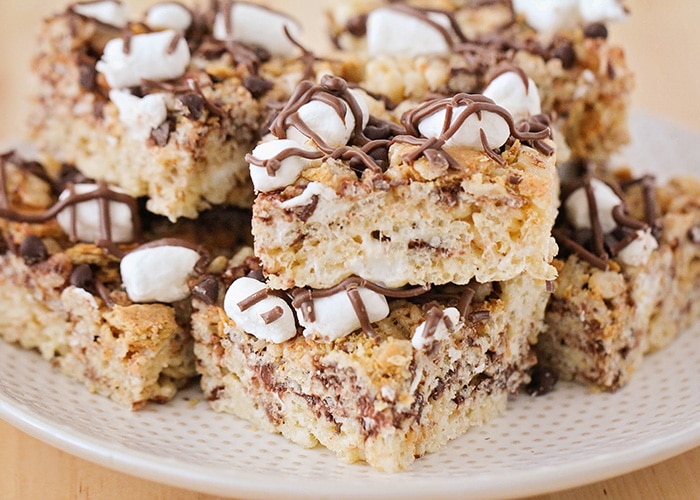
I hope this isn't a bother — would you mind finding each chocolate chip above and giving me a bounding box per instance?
[526,366,558,396]
[242,76,273,99]
[364,123,392,141]
[150,119,172,147]
[70,263,94,290]
[553,41,576,69]
[346,13,368,37]
[20,235,49,266]
[192,274,220,305]
[178,93,205,120]
[583,22,608,39]
[253,46,271,64]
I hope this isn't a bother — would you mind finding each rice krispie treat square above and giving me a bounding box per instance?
[328,0,634,164]
[0,149,247,408]
[539,169,700,390]
[28,0,346,220]
[249,75,559,290]
[191,252,550,471]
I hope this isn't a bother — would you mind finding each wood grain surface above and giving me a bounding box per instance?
[0,1,698,499]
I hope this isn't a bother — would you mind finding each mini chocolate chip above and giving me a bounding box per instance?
[192,274,220,305]
[526,366,558,396]
[179,93,205,120]
[70,263,94,290]
[0,235,9,255]
[20,235,49,266]
[151,120,172,147]
[553,41,576,69]
[242,76,273,99]
[253,46,271,63]
[364,123,392,141]
[78,62,97,91]
[583,22,608,39]
[346,13,368,37]
[247,269,265,282]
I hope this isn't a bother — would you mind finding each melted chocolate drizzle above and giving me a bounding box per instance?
[556,170,662,270]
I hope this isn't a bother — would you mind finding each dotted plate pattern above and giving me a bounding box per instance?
[0,111,699,499]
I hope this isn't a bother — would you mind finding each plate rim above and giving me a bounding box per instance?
[1,109,700,499]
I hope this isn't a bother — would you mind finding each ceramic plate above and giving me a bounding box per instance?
[1,111,699,499]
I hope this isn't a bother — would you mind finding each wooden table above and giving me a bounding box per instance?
[1,1,698,499]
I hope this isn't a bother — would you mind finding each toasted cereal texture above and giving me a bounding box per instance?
[28,9,343,220]
[539,175,700,390]
[253,140,559,290]
[329,1,634,164]
[192,271,549,472]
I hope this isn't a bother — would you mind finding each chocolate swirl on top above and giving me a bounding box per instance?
[290,276,431,339]
[397,92,551,166]
[270,75,371,152]
[0,156,142,247]
[555,171,661,270]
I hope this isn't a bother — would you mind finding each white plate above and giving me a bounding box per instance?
[1,111,699,500]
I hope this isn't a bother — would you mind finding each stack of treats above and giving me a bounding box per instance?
[1,0,698,472]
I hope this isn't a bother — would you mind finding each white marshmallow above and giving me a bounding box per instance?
[56,183,135,243]
[109,89,167,140]
[297,287,389,342]
[213,2,301,57]
[579,0,628,24]
[482,71,542,122]
[417,105,511,151]
[618,229,658,267]
[412,307,461,350]
[512,0,580,34]
[366,7,451,57]
[145,2,193,32]
[120,245,201,303]
[72,0,128,28]
[96,29,190,89]
[565,178,623,233]
[279,181,337,209]
[348,88,371,131]
[248,139,314,192]
[286,99,356,150]
[223,277,297,343]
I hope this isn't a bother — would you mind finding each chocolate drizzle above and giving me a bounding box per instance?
[290,276,431,339]
[556,170,662,270]
[397,92,551,166]
[0,154,142,249]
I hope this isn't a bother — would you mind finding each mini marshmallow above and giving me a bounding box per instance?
[213,2,301,57]
[366,7,452,57]
[482,71,542,122]
[96,29,190,89]
[56,183,135,243]
[297,287,389,342]
[411,307,461,350]
[512,0,580,34]
[279,181,337,209]
[109,89,167,140]
[121,245,201,303]
[578,0,628,24]
[248,139,314,192]
[565,178,623,233]
[286,99,357,150]
[223,277,297,343]
[72,0,128,28]
[618,229,658,267]
[417,106,511,151]
[145,2,193,31]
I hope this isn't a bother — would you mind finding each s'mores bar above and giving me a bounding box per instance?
[28,1,344,220]
[328,0,634,164]
[191,75,558,471]
[539,169,700,390]
[0,150,248,408]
